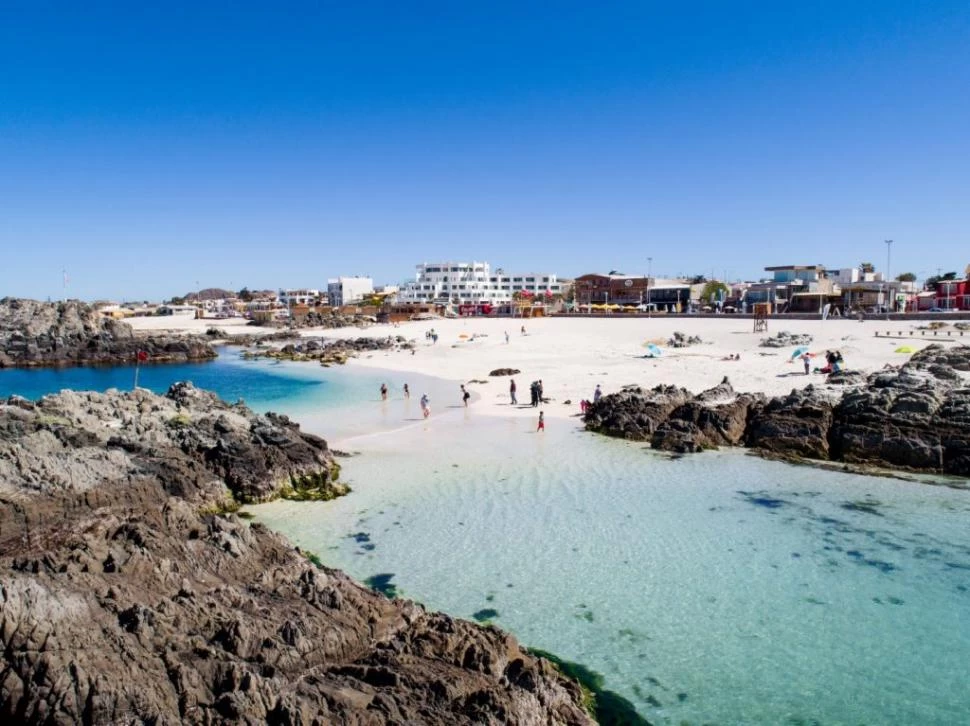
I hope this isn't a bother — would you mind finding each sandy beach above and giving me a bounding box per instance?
[129,315,960,420]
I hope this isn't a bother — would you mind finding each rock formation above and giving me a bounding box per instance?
[665,332,702,348]
[489,368,520,377]
[0,385,593,725]
[759,330,813,348]
[586,345,970,476]
[0,298,216,368]
[242,337,412,366]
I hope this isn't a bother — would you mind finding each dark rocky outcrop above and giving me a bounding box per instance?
[586,345,970,476]
[0,298,216,368]
[759,330,813,348]
[0,386,593,725]
[666,332,702,348]
[489,368,520,377]
[242,336,412,366]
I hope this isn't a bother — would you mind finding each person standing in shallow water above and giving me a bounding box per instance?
[510,379,517,405]
[403,383,410,398]
[420,394,430,418]
[380,383,388,401]
[536,410,545,432]
[461,384,470,407]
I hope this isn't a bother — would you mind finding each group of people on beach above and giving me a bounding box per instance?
[425,329,439,344]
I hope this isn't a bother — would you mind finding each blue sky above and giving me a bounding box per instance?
[2,1,968,300]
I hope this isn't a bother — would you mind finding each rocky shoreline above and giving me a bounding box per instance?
[585,344,970,477]
[240,336,413,366]
[0,384,594,724]
[0,298,216,368]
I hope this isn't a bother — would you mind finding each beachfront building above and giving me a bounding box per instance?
[573,274,692,310]
[327,276,374,307]
[278,289,320,307]
[397,262,563,305]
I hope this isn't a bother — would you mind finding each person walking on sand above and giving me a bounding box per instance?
[537,379,544,403]
[521,325,526,335]
[420,394,431,418]
[536,410,545,432]
[505,330,510,344]
[380,383,388,401]
[510,378,517,405]
[461,384,470,407]
[403,383,410,398]
[593,384,602,403]
[801,352,812,375]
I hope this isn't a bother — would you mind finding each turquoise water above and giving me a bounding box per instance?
[0,348,457,441]
[254,414,970,726]
[5,355,969,722]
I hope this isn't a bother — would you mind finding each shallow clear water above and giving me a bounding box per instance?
[0,348,457,440]
[6,354,969,723]
[254,415,970,726]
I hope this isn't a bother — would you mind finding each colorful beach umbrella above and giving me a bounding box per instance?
[894,346,916,354]
[790,346,809,359]
[643,343,662,357]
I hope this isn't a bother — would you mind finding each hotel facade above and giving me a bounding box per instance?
[397,261,564,305]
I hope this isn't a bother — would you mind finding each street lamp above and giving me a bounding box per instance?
[884,239,893,317]
[647,257,653,318]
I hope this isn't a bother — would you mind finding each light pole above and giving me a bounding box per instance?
[647,257,653,318]
[884,239,893,316]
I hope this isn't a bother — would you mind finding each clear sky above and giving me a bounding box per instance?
[2,1,968,301]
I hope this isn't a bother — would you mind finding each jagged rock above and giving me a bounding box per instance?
[0,298,216,368]
[241,337,410,366]
[488,368,520,376]
[586,345,970,475]
[666,331,702,348]
[0,382,342,505]
[759,331,813,348]
[746,386,836,459]
[0,387,593,725]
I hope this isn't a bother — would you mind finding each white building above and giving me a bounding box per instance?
[327,276,374,307]
[397,261,563,305]
[278,289,319,307]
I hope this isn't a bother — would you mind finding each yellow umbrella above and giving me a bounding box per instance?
[894,346,915,354]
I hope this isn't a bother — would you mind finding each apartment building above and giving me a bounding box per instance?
[397,262,562,304]
[327,276,374,307]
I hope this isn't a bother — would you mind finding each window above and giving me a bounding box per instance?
[513,277,522,282]
[526,277,535,282]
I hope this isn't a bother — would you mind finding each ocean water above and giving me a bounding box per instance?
[5,354,969,722]
[254,414,970,726]
[0,348,456,440]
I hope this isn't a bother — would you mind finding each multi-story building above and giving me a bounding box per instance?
[327,277,374,307]
[397,262,562,304]
[278,289,320,307]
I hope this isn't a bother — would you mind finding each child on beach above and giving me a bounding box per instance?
[420,394,431,418]
[536,411,545,432]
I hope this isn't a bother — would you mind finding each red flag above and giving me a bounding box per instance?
[137,351,148,362]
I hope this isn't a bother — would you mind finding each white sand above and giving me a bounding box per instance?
[133,314,962,420]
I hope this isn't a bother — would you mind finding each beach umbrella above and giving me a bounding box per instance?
[643,343,662,357]
[895,345,916,354]
[790,346,809,359]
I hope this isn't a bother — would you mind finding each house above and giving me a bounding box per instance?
[935,279,970,310]
[278,289,320,307]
